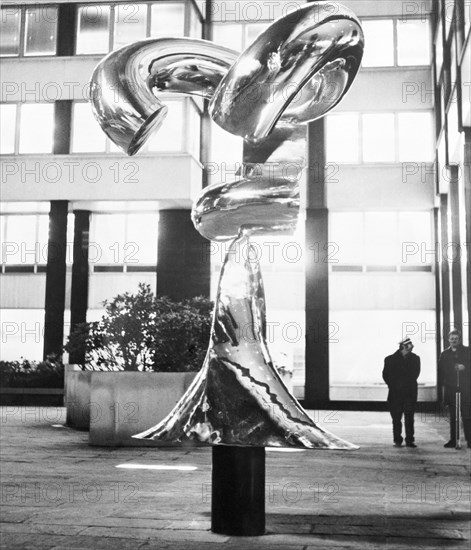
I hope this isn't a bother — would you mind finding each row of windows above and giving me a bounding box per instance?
[0,5,431,68]
[0,2,201,57]
[1,210,433,268]
[0,212,159,265]
[326,111,434,163]
[212,17,431,67]
[0,99,201,156]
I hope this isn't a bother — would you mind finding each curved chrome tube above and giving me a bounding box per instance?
[89,2,364,449]
[209,2,363,142]
[135,233,358,449]
[90,38,239,155]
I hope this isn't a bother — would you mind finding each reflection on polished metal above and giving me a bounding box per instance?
[90,38,239,155]
[135,233,357,449]
[90,1,364,449]
[209,2,364,142]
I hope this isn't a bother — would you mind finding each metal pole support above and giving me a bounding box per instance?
[211,446,265,536]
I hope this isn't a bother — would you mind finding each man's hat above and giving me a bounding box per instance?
[399,337,412,347]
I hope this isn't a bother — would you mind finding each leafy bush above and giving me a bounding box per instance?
[0,355,64,388]
[65,283,213,372]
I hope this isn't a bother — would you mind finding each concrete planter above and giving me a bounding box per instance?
[88,371,196,446]
[64,365,93,429]
[64,366,196,445]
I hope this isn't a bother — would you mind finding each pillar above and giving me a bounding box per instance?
[43,201,68,359]
[157,210,210,300]
[305,118,329,406]
[69,210,91,364]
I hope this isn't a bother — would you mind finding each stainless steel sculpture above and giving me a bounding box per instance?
[90,2,364,449]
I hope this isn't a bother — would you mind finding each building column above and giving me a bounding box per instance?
[157,210,210,300]
[464,129,471,348]
[43,201,68,359]
[448,166,463,332]
[439,194,451,349]
[69,210,91,364]
[305,118,329,406]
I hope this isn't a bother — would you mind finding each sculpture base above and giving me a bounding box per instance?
[211,446,265,536]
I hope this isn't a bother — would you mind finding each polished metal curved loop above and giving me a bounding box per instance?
[90,38,239,155]
[209,2,363,142]
[135,233,358,449]
[89,2,364,449]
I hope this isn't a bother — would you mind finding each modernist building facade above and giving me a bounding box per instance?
[0,0,469,407]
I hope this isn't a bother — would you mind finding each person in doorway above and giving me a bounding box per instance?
[383,337,421,448]
[438,329,471,448]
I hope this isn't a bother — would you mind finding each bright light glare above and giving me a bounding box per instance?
[266,448,305,453]
[116,464,198,471]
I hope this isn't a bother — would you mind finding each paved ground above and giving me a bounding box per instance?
[0,406,470,549]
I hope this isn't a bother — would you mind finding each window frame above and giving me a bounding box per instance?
[0,4,58,57]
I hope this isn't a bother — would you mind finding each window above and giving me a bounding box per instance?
[18,104,55,154]
[361,20,394,67]
[24,6,57,56]
[0,5,57,57]
[330,211,433,268]
[114,4,147,49]
[360,17,431,67]
[76,5,111,54]
[326,111,433,164]
[151,2,185,36]
[0,7,20,56]
[398,112,433,162]
[397,19,431,66]
[146,99,184,151]
[1,213,48,265]
[0,104,17,154]
[71,102,106,153]
[187,100,201,158]
[212,22,269,51]
[362,113,395,163]
[76,3,189,54]
[325,113,360,163]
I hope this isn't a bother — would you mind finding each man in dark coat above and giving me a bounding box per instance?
[438,330,471,448]
[383,337,421,447]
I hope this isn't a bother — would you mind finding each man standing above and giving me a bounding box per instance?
[438,330,471,449]
[383,337,421,448]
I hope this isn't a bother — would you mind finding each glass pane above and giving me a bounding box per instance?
[187,100,201,158]
[3,215,38,264]
[330,212,364,264]
[364,212,398,264]
[362,113,395,162]
[126,213,157,264]
[37,214,49,264]
[361,19,394,67]
[246,23,268,47]
[209,121,243,186]
[71,103,106,152]
[114,4,147,49]
[399,211,432,265]
[325,113,359,163]
[212,24,243,51]
[0,104,17,154]
[19,104,55,154]
[397,18,431,66]
[435,20,443,74]
[0,7,20,56]
[76,5,111,54]
[151,2,184,37]
[188,3,202,38]
[398,112,433,162]
[24,6,57,56]
[146,100,183,151]
[92,214,126,264]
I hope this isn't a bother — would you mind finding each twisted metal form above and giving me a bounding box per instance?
[90,2,364,449]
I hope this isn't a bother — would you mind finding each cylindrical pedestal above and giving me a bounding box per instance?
[211,446,265,536]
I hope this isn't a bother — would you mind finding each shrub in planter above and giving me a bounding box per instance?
[65,283,213,373]
[0,355,64,388]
